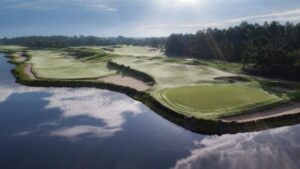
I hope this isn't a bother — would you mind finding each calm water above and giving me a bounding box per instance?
[0,53,300,169]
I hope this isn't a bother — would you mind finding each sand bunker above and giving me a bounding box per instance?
[25,64,36,80]
[100,75,151,91]
[221,102,300,123]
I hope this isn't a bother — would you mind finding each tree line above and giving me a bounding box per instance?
[165,21,300,81]
[0,35,166,48]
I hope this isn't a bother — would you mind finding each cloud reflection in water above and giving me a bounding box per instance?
[45,88,144,138]
[172,125,300,169]
[0,84,145,139]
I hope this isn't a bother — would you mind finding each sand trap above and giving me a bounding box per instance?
[221,102,300,123]
[99,75,151,91]
[25,64,36,80]
[14,52,27,62]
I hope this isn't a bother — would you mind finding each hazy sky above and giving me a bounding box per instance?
[1,0,300,37]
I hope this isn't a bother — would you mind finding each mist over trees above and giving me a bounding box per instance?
[0,35,166,48]
[165,21,300,81]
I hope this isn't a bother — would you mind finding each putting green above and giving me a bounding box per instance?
[154,84,282,119]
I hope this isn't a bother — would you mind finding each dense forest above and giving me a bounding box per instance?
[0,36,166,48]
[165,21,300,81]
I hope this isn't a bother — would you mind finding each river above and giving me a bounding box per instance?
[0,53,299,169]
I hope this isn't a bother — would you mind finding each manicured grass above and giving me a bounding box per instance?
[106,45,166,57]
[27,50,117,79]
[204,60,244,74]
[154,84,282,120]
[74,45,166,57]
[112,56,235,88]
[0,45,26,53]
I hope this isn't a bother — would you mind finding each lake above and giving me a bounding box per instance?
[0,53,300,169]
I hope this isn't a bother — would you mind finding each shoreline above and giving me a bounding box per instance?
[3,53,300,135]
[221,102,300,122]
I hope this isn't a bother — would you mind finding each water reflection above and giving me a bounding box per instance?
[0,54,198,168]
[45,88,144,138]
[173,125,300,169]
[1,86,145,139]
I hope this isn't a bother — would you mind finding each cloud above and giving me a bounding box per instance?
[135,7,300,34]
[2,0,118,12]
[0,84,44,103]
[172,125,300,169]
[93,4,117,12]
[8,0,52,10]
[50,125,120,138]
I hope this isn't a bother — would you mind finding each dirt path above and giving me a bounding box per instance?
[24,64,36,80]
[99,75,150,91]
[221,102,300,123]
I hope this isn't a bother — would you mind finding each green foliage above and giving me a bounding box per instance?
[242,38,299,80]
[165,21,300,81]
[11,64,31,82]
[64,48,102,58]
[107,61,155,85]
[290,90,300,101]
[0,36,166,48]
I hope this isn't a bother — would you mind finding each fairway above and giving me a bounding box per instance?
[112,56,234,88]
[27,50,117,79]
[76,45,166,57]
[107,45,165,57]
[154,84,282,119]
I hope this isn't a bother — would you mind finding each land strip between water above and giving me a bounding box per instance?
[1,45,300,135]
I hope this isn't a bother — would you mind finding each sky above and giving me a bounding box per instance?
[1,0,300,37]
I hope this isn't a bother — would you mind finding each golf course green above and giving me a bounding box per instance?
[154,84,281,120]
